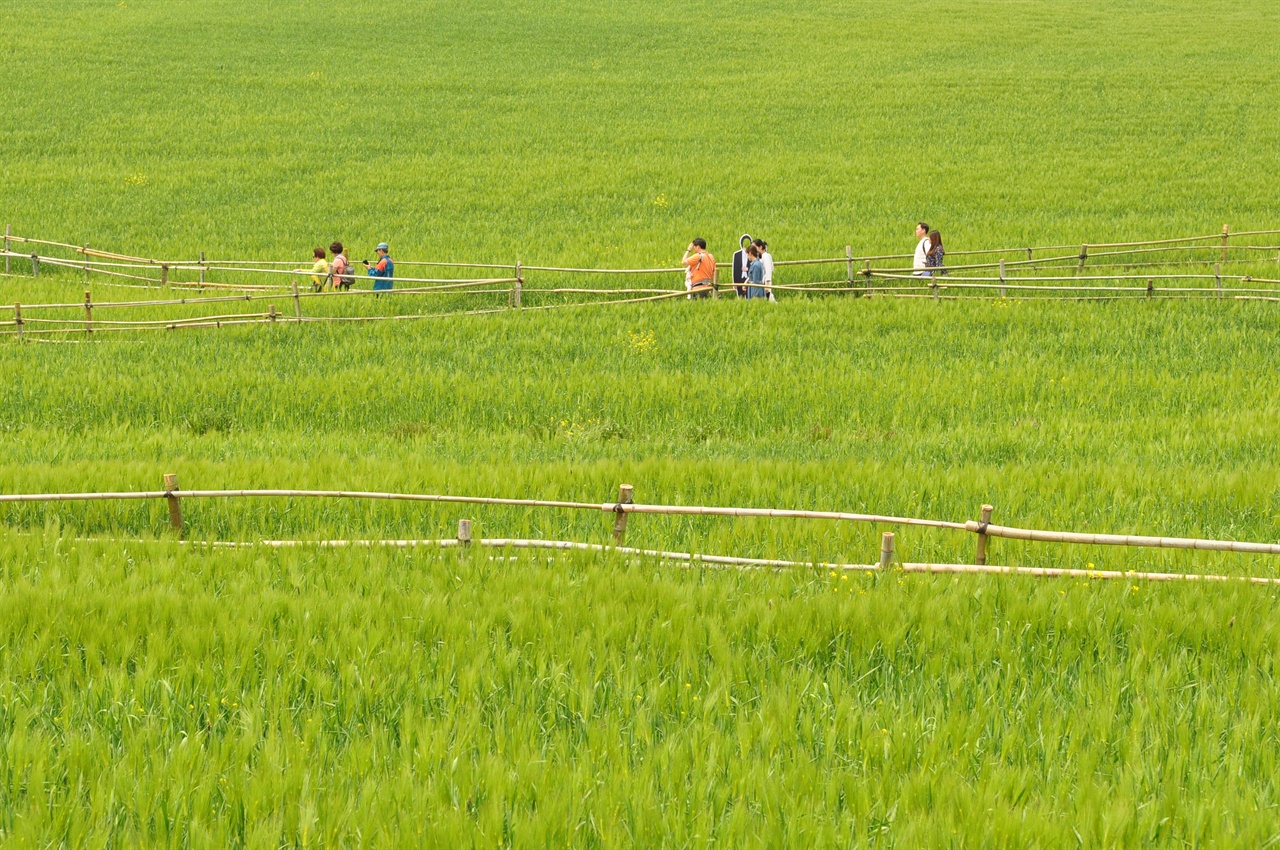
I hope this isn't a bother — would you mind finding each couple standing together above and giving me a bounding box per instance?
[913,222,946,277]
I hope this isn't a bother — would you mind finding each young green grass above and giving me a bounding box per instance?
[3,298,1280,576]
[5,0,1280,844]
[2,530,1279,846]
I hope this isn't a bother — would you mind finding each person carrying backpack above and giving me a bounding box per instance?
[329,242,353,290]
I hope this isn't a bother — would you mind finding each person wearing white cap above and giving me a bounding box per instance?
[363,242,394,291]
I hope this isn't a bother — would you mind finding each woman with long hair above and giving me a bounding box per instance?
[924,230,946,276]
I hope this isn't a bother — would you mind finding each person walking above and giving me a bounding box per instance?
[364,242,394,291]
[308,247,329,292]
[752,238,775,301]
[682,238,716,299]
[913,221,931,276]
[744,244,768,299]
[924,230,946,276]
[329,242,352,291]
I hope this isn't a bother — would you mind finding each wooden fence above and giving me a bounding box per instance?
[3,226,1280,337]
[5,475,1280,586]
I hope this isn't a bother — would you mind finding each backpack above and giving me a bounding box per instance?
[333,255,353,289]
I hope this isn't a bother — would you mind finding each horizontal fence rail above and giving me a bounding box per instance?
[4,476,1280,585]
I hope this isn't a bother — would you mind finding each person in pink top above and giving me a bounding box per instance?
[329,242,352,290]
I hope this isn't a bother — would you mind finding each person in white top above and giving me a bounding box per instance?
[753,239,775,301]
[913,221,930,275]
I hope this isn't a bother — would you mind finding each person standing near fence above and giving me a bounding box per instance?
[913,221,930,275]
[682,238,715,299]
[924,230,946,276]
[752,238,775,301]
[745,244,768,299]
[329,242,353,290]
[364,242,394,291]
[309,247,329,292]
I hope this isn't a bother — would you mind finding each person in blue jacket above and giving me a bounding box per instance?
[363,242,394,290]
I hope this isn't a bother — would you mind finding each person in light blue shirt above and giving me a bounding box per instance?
[745,244,768,299]
[364,242,394,291]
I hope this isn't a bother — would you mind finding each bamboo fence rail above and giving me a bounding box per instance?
[902,563,1280,586]
[181,537,878,572]
[6,477,1280,584]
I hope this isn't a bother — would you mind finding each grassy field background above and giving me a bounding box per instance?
[5,0,1280,846]
[3,0,1279,263]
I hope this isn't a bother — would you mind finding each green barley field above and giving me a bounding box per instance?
[5,0,1280,846]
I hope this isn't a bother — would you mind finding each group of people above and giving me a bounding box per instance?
[304,242,396,292]
[681,235,774,300]
[300,227,942,299]
[679,222,945,299]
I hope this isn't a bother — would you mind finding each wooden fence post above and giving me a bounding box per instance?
[163,473,183,534]
[31,254,38,278]
[291,279,302,320]
[999,258,1006,298]
[612,484,634,545]
[3,225,9,275]
[161,264,169,286]
[84,290,92,334]
[457,518,472,545]
[198,251,205,291]
[269,304,277,323]
[846,245,854,290]
[1215,263,1222,298]
[13,303,22,342]
[931,278,939,301]
[511,260,523,308]
[1147,279,1153,298]
[1221,224,1230,264]
[879,531,895,570]
[1076,244,1088,276]
[1026,247,1033,264]
[975,504,993,566]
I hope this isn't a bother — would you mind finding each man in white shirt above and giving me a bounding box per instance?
[913,221,930,275]
[753,239,775,301]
